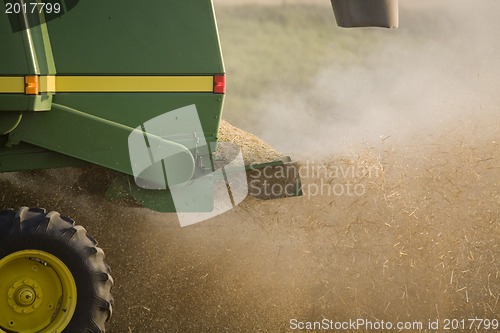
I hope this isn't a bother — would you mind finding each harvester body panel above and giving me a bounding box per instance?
[0,0,225,180]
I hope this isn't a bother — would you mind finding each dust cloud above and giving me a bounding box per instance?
[254,0,500,157]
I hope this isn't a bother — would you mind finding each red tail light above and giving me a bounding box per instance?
[214,75,226,94]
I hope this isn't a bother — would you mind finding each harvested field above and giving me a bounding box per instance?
[0,112,498,332]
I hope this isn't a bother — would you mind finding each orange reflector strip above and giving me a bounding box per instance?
[25,76,39,95]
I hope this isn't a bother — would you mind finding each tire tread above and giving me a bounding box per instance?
[0,207,113,333]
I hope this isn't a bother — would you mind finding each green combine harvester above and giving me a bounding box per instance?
[0,0,397,331]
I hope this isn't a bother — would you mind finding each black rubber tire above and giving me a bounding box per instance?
[0,207,113,333]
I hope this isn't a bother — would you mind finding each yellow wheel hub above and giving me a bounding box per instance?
[0,250,77,333]
[8,278,43,314]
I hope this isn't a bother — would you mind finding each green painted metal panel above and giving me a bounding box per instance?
[0,11,29,75]
[7,95,223,175]
[9,103,144,175]
[0,143,87,172]
[52,93,224,141]
[0,4,56,75]
[0,112,22,135]
[2,1,225,75]
[0,95,53,111]
[0,95,30,111]
[46,0,224,75]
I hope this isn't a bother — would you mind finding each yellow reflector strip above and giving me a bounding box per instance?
[40,75,56,93]
[0,77,25,93]
[55,76,214,93]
